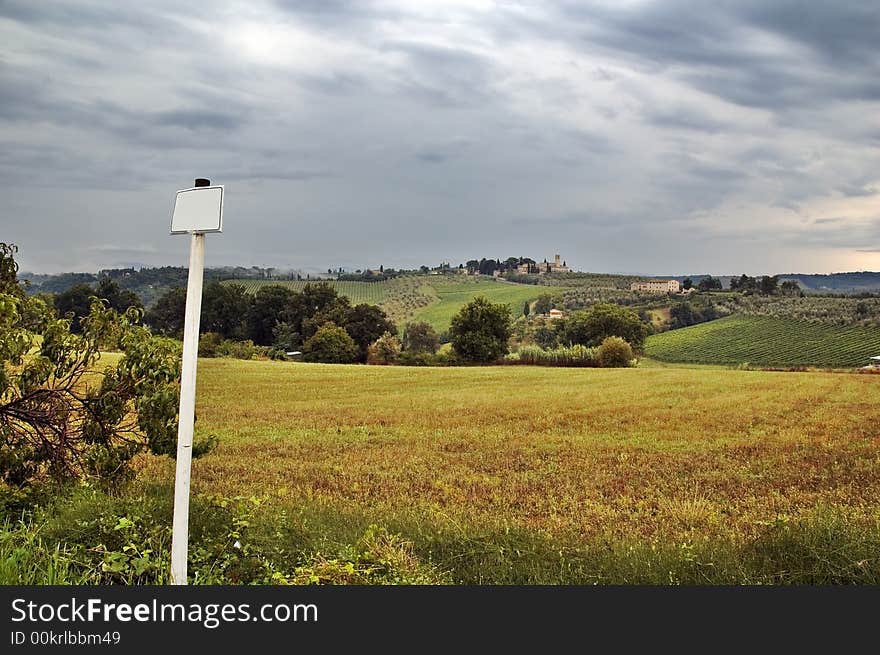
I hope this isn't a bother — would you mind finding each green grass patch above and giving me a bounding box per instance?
[646,315,880,368]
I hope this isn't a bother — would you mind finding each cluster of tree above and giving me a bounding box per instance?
[335,265,415,282]
[687,276,723,291]
[145,282,396,364]
[464,257,538,276]
[729,274,801,296]
[530,303,650,352]
[23,265,310,309]
[54,279,143,333]
[364,320,443,365]
[669,301,719,329]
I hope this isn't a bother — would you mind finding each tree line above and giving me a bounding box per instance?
[145,282,396,364]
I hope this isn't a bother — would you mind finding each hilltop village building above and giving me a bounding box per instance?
[630,279,682,293]
[539,254,570,274]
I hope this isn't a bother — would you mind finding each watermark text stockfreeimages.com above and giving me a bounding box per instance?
[10,597,317,630]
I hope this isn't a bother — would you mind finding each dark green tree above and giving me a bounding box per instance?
[402,321,440,354]
[247,285,297,346]
[682,277,693,290]
[201,282,250,340]
[449,296,512,363]
[759,275,779,295]
[54,284,95,333]
[96,278,143,314]
[697,276,722,292]
[302,322,359,363]
[144,287,187,337]
[533,323,558,349]
[343,303,397,363]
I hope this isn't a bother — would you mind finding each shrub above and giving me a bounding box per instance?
[302,322,359,363]
[198,331,223,357]
[397,351,434,366]
[199,333,268,360]
[367,332,402,365]
[596,336,634,368]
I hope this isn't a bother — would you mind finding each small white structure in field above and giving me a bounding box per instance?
[863,356,880,369]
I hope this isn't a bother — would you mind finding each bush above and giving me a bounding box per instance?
[397,351,434,366]
[198,331,223,357]
[302,322,359,363]
[199,333,269,360]
[367,332,402,365]
[596,336,634,368]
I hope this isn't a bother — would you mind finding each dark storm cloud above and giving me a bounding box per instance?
[544,0,880,113]
[742,1,880,66]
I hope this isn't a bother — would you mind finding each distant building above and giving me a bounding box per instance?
[630,279,682,294]
[539,254,570,274]
[548,308,564,319]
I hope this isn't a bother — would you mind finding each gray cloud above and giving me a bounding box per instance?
[1,0,879,275]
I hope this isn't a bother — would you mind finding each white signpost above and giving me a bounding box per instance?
[169,178,224,585]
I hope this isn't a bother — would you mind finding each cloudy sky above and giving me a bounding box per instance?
[2,0,879,276]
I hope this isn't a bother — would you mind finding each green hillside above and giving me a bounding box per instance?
[413,277,564,333]
[226,275,565,332]
[645,315,880,368]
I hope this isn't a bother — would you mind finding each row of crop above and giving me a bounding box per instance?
[645,316,879,368]
[224,279,389,305]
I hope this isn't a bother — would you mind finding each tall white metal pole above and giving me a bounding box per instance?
[170,231,206,585]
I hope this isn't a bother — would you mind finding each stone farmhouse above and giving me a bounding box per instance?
[630,279,682,293]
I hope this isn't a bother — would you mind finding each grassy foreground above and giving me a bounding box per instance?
[131,359,879,583]
[6,359,880,584]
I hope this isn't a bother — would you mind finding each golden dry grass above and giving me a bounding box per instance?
[138,359,880,544]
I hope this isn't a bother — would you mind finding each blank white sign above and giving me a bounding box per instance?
[171,185,224,234]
